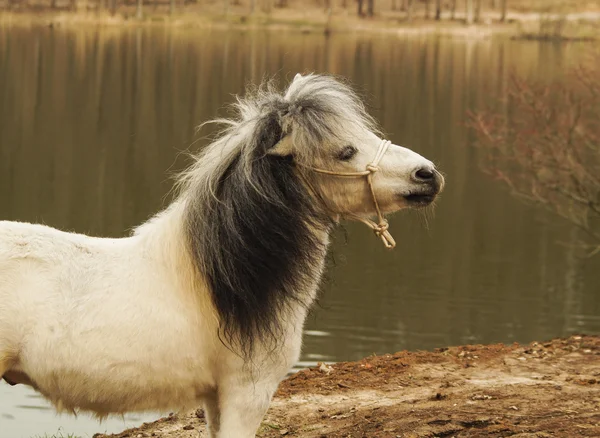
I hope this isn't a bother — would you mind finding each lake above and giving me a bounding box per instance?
[0,25,599,437]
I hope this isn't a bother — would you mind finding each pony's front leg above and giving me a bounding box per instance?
[214,379,278,438]
[203,390,221,438]
[0,357,10,382]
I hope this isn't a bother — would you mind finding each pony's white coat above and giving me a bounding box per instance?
[0,202,310,436]
[0,74,442,438]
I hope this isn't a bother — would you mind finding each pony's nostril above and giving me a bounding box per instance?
[414,168,434,181]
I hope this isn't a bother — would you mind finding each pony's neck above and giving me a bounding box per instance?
[134,201,187,259]
[133,193,331,360]
[133,201,203,294]
[134,198,331,305]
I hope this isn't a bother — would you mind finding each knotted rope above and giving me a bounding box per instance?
[302,139,396,249]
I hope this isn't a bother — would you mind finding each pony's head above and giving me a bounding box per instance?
[271,73,444,227]
[178,73,444,357]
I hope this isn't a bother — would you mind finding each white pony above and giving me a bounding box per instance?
[0,74,443,437]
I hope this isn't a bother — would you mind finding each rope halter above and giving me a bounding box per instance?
[303,139,396,249]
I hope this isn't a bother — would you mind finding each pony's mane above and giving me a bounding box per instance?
[176,74,379,357]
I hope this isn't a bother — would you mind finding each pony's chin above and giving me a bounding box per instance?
[393,192,438,209]
[403,193,437,208]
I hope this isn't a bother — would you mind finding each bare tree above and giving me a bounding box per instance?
[450,0,457,19]
[435,0,442,20]
[261,0,272,13]
[358,0,364,16]
[474,0,481,22]
[465,0,474,24]
[469,63,600,253]
[500,0,507,22]
[367,0,374,16]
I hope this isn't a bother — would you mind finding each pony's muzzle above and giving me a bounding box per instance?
[404,167,444,207]
[410,167,444,191]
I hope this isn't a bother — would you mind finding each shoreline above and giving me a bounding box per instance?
[1,8,600,40]
[95,334,600,437]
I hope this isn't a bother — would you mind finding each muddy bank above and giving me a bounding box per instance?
[95,335,600,437]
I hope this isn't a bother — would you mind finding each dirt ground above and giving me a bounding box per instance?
[94,335,600,437]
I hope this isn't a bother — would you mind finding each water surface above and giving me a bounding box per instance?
[0,26,599,437]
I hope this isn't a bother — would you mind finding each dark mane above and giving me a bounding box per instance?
[184,110,331,357]
[179,74,378,357]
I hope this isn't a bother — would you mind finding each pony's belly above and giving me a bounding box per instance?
[32,359,212,415]
[23,324,214,415]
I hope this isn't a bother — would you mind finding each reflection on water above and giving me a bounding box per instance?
[0,26,599,436]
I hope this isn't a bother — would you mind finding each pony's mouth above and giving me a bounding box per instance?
[402,192,437,207]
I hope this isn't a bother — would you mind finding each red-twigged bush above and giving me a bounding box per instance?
[468,59,600,253]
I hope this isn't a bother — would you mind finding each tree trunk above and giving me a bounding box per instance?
[500,0,507,22]
[435,0,441,20]
[50,0,57,8]
[170,0,175,15]
[450,0,457,19]
[406,0,412,21]
[401,0,408,11]
[491,0,496,9]
[250,0,255,14]
[466,0,474,24]
[391,0,397,11]
[367,0,374,17]
[136,0,143,18]
[474,0,481,22]
[357,0,364,17]
[424,0,430,19]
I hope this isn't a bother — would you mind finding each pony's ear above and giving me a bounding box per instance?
[267,134,294,157]
[293,73,303,82]
[255,112,291,156]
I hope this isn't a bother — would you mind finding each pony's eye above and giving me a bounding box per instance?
[338,145,357,161]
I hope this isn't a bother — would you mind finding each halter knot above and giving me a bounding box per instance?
[366,164,380,173]
[373,220,389,235]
